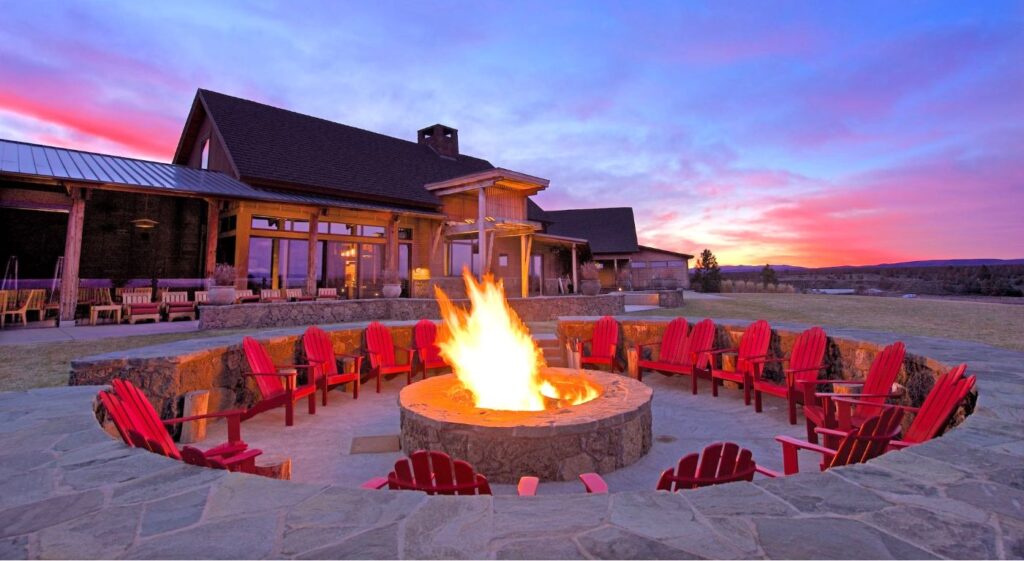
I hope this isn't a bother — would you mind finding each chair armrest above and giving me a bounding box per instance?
[832,396,920,412]
[888,440,912,450]
[794,378,846,386]
[776,435,837,457]
[162,408,247,425]
[814,426,854,439]
[395,346,418,363]
[814,391,902,399]
[274,363,317,371]
[785,365,824,374]
[360,477,389,490]
[578,473,609,494]
[754,465,781,478]
[636,342,661,351]
[707,347,739,356]
[517,476,540,496]
[219,448,262,468]
[776,435,837,475]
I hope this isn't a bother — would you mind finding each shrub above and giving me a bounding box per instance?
[211,263,236,286]
[580,262,600,281]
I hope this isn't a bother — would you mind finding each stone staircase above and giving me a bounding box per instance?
[534,333,567,368]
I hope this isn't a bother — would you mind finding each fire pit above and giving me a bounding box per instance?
[399,368,653,482]
[399,270,653,482]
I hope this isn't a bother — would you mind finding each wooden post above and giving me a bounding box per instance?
[627,347,639,380]
[486,230,496,272]
[520,235,529,298]
[234,207,251,289]
[306,211,319,296]
[386,214,399,275]
[571,244,578,294]
[270,239,280,290]
[179,390,210,444]
[477,186,487,277]
[59,187,85,326]
[204,199,219,277]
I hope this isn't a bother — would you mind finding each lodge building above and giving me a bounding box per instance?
[0,89,689,325]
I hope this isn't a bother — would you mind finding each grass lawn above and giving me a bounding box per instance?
[630,293,1024,352]
[0,329,251,392]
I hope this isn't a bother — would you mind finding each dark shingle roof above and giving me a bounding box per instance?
[526,199,550,223]
[190,89,495,208]
[544,207,639,254]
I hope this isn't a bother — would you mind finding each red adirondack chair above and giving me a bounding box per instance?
[360,450,538,496]
[365,322,417,393]
[635,318,687,382]
[707,320,772,404]
[800,341,905,444]
[577,315,621,372]
[241,336,319,426]
[100,380,262,474]
[758,407,904,476]
[638,318,715,394]
[833,363,975,450]
[414,319,449,380]
[752,326,828,424]
[579,442,759,494]
[303,325,363,405]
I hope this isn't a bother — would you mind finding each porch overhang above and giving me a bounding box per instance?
[424,168,550,197]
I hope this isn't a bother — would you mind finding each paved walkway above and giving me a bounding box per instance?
[0,321,1021,559]
[0,321,199,346]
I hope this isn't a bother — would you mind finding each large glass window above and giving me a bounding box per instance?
[359,244,384,297]
[448,240,477,275]
[399,243,411,297]
[361,225,386,238]
[247,237,273,290]
[322,241,358,298]
[278,239,308,288]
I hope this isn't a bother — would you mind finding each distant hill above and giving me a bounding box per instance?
[720,259,1024,272]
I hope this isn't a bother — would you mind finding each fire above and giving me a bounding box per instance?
[435,270,599,411]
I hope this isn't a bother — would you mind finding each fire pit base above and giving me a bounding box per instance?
[399,369,653,483]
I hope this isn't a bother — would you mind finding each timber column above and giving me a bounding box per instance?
[306,211,319,296]
[59,186,85,326]
[204,199,219,277]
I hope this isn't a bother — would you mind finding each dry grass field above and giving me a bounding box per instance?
[632,293,1024,352]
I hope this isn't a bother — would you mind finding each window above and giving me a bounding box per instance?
[650,261,667,268]
[285,219,309,233]
[632,261,647,268]
[251,216,281,230]
[360,225,386,237]
[448,240,477,275]
[398,228,413,240]
[218,215,237,233]
[668,260,685,268]
[498,254,509,267]
[200,139,210,169]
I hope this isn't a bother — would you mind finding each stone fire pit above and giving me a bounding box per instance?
[399,368,653,483]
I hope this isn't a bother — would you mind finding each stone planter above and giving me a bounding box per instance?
[580,279,601,296]
[208,285,236,305]
[382,283,402,298]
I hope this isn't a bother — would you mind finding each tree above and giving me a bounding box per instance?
[693,249,721,293]
[760,264,778,288]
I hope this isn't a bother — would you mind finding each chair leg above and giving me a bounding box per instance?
[376,369,381,393]
[754,389,762,413]
[308,393,316,415]
[691,372,698,395]
[711,376,718,397]
[806,419,818,444]
[322,382,329,407]
[787,395,797,425]
[285,401,294,427]
[353,378,359,399]
[743,379,751,406]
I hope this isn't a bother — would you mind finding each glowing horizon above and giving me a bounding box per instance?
[2,1,1020,267]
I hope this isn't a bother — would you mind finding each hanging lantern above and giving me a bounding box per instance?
[132,195,160,229]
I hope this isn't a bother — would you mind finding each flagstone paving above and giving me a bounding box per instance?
[0,321,1021,559]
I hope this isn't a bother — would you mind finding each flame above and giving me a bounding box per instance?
[435,269,599,411]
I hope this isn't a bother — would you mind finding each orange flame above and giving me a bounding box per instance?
[435,269,598,411]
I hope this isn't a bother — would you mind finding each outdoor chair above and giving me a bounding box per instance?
[413,319,449,380]
[235,289,260,303]
[161,291,197,321]
[123,292,161,324]
[302,325,363,405]
[3,288,45,326]
[285,288,314,301]
[260,288,285,303]
[99,379,262,474]
[833,363,974,450]
[707,320,772,405]
[361,450,538,496]
[577,315,622,372]
[751,326,828,424]
[365,321,417,393]
[579,441,760,494]
[194,291,208,304]
[801,341,905,444]
[241,336,319,426]
[0,291,7,329]
[757,407,904,476]
[317,287,339,300]
[634,317,688,381]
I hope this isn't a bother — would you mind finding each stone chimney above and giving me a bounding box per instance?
[417,124,459,157]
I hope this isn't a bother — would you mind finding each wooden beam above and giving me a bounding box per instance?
[486,229,496,272]
[477,187,487,277]
[204,199,219,277]
[571,243,578,294]
[306,211,319,295]
[0,188,72,212]
[59,187,85,325]
[234,206,251,289]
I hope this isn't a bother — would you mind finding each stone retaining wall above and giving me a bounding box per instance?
[198,293,624,330]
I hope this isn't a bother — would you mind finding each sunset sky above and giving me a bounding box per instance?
[1,1,1021,266]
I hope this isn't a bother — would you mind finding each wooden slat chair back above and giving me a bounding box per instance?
[684,319,716,371]
[365,322,417,392]
[658,317,690,364]
[243,337,288,399]
[122,293,151,305]
[708,319,771,403]
[317,287,338,300]
[4,289,45,325]
[656,442,757,491]
[111,379,181,459]
[414,319,448,379]
[162,291,196,321]
[578,316,621,372]
[194,291,208,304]
[827,407,904,469]
[752,326,827,423]
[260,289,284,302]
[0,291,7,329]
[366,322,397,369]
[161,291,189,304]
[303,325,362,404]
[387,450,493,495]
[97,389,134,446]
[122,292,161,324]
[855,341,906,418]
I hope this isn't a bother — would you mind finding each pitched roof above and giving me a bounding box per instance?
[526,198,550,223]
[544,207,639,254]
[175,89,495,208]
[638,245,694,259]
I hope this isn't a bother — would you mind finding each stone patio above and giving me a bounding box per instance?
[1,320,1022,559]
